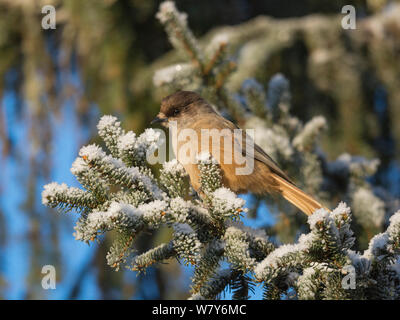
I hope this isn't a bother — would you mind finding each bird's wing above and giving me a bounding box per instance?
[193,115,295,184]
[251,140,294,184]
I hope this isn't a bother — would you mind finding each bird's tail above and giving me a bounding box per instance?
[271,173,329,216]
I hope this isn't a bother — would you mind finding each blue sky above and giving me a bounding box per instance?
[3,79,397,300]
[1,90,275,299]
[1,85,106,299]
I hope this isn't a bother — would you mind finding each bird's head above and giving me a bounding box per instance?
[151,90,214,127]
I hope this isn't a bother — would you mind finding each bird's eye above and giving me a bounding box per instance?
[173,109,179,116]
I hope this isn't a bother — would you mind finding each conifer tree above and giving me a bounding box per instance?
[42,1,400,299]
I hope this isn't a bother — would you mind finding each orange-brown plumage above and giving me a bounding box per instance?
[152,90,327,216]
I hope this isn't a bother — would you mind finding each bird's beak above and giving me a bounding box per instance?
[151,113,168,125]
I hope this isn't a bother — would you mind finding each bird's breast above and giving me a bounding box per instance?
[170,124,263,194]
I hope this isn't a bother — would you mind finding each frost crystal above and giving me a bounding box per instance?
[156,1,185,24]
[245,117,293,160]
[79,144,106,162]
[293,116,327,152]
[42,1,400,299]
[153,63,193,87]
[307,208,331,229]
[363,233,389,260]
[70,157,88,175]
[211,187,246,218]
[97,115,121,132]
[41,182,68,205]
[256,244,299,271]
[196,152,215,164]
[353,188,385,228]
[162,159,185,175]
[117,131,137,153]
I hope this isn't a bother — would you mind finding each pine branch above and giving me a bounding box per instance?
[42,1,400,300]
